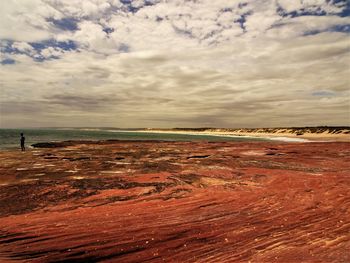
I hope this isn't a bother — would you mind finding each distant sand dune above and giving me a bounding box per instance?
[141,127,350,142]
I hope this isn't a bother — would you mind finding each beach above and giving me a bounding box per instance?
[140,127,350,142]
[0,139,349,262]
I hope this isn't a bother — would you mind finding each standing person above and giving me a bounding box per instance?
[20,133,25,151]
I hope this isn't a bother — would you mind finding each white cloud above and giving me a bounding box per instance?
[266,15,350,38]
[0,0,60,42]
[43,0,117,19]
[11,42,36,56]
[73,21,115,52]
[0,0,349,128]
[277,0,346,14]
[40,46,64,58]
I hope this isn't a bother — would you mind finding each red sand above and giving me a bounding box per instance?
[0,141,349,262]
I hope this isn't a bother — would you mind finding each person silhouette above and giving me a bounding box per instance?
[20,133,25,151]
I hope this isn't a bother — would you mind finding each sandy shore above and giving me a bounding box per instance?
[214,131,350,142]
[132,129,350,142]
[0,140,349,262]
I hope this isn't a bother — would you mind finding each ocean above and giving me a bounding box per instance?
[0,128,266,150]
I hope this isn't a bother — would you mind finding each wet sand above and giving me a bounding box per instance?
[0,140,349,262]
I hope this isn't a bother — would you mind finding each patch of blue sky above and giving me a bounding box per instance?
[29,40,77,62]
[47,17,78,31]
[279,8,328,17]
[0,40,14,53]
[29,40,77,52]
[277,1,348,17]
[120,0,159,6]
[1,39,77,54]
[119,0,160,13]
[0,39,77,62]
[103,27,114,34]
[330,0,350,17]
[0,58,15,65]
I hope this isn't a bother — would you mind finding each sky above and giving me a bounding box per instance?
[0,0,349,128]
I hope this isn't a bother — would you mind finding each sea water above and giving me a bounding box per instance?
[0,128,266,150]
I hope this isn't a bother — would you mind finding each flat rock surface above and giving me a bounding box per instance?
[0,141,349,262]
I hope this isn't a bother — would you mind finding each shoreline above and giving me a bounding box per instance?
[1,128,348,151]
[0,129,348,151]
[126,129,350,142]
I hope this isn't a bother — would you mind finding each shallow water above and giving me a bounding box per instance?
[0,128,266,149]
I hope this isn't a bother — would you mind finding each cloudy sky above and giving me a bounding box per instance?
[0,0,349,128]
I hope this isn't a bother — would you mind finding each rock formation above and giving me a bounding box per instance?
[0,140,349,262]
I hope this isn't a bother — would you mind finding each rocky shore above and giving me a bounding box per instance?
[0,140,349,262]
